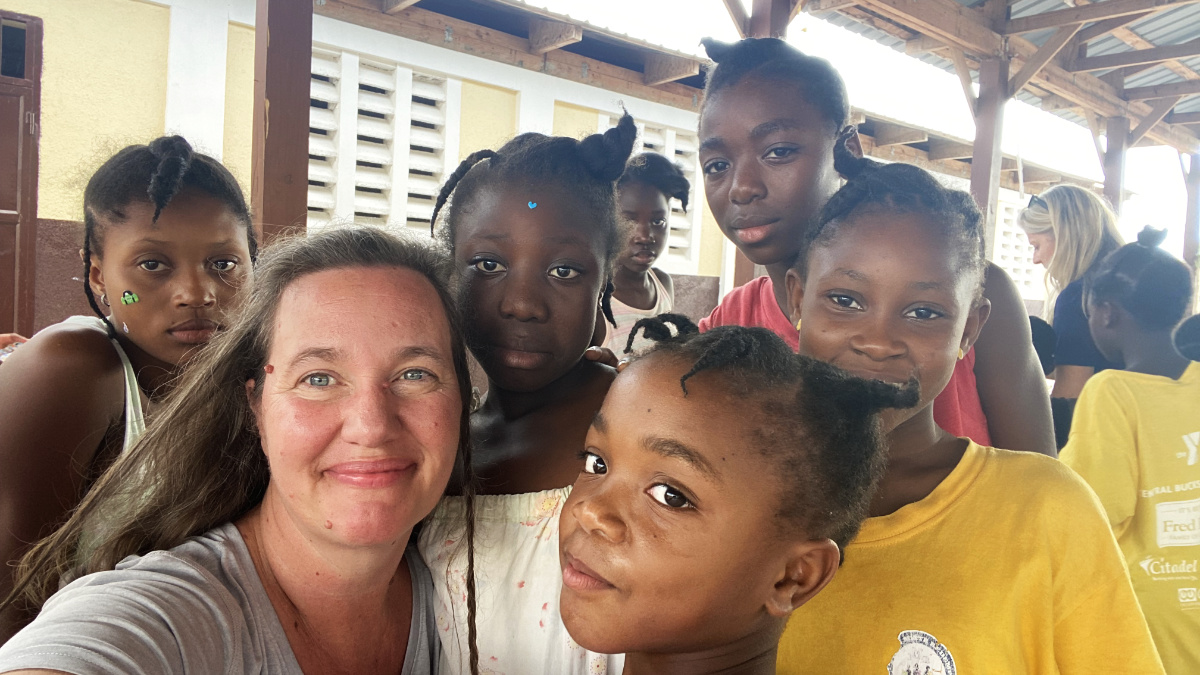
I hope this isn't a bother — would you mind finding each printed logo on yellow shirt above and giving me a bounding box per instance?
[1182,432,1200,465]
[887,630,956,675]
[1157,497,1200,547]
[1138,556,1199,581]
[1179,587,1199,610]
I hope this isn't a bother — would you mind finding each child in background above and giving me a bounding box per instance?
[696,36,1054,455]
[417,116,636,674]
[599,152,689,354]
[778,157,1161,672]
[1175,313,1200,361]
[559,315,915,675]
[1061,228,1198,673]
[0,136,255,643]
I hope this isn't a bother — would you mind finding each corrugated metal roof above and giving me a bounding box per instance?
[817,0,1200,134]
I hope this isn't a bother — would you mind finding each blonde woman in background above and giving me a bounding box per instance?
[1018,185,1125,398]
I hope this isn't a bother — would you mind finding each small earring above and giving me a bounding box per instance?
[100,293,109,307]
[470,387,482,413]
[122,322,129,334]
[957,347,965,360]
[795,319,802,332]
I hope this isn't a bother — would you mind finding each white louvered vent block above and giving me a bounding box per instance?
[307,46,461,234]
[605,116,704,275]
[993,191,1047,304]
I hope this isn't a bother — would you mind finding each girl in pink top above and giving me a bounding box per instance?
[696,37,1051,454]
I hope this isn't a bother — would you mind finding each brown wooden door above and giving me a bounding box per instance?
[0,13,41,336]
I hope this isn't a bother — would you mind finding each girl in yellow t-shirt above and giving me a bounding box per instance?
[559,315,915,674]
[1062,228,1198,674]
[779,150,1164,673]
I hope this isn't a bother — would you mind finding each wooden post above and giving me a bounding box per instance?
[970,58,1009,259]
[1103,116,1129,213]
[251,0,312,243]
[1185,153,1200,272]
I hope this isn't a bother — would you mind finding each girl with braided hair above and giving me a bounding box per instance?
[559,314,917,674]
[417,116,636,673]
[776,156,1161,672]
[696,36,1054,455]
[597,152,690,354]
[1061,228,1199,673]
[0,136,254,642]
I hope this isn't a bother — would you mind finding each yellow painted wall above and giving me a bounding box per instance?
[553,101,600,140]
[459,80,516,160]
[697,200,724,277]
[6,0,169,221]
[223,22,255,197]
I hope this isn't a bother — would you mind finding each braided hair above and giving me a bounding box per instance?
[796,143,986,294]
[432,114,638,326]
[625,314,917,557]
[700,37,850,134]
[1085,226,1194,331]
[82,136,255,335]
[618,152,691,213]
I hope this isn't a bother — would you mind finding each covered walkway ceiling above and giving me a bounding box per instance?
[797,0,1200,153]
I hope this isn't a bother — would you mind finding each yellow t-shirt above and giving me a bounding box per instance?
[1061,362,1200,674]
[778,442,1163,674]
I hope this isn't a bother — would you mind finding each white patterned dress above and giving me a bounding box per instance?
[418,488,624,675]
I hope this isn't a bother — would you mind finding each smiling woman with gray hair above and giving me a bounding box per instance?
[0,228,477,675]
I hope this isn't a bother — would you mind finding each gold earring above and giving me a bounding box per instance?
[795,319,802,331]
[957,348,965,360]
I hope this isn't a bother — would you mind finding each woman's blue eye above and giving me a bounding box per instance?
[473,260,505,273]
[582,452,607,475]
[649,484,692,509]
[139,260,163,272]
[212,260,238,272]
[550,266,580,280]
[401,370,427,381]
[305,373,332,387]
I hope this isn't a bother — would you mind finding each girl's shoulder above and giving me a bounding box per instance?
[16,317,125,373]
[970,444,1102,513]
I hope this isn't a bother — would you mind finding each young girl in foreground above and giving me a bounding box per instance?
[778,157,1162,671]
[599,152,690,353]
[696,36,1054,454]
[1062,228,1198,673]
[0,136,254,641]
[559,316,914,674]
[417,117,636,673]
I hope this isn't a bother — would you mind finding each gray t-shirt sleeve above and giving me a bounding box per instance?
[0,551,246,675]
[405,545,440,675]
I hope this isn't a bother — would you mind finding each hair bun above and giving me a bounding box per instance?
[577,112,637,182]
[146,135,195,221]
[1136,226,1168,249]
[700,37,734,63]
[832,128,880,180]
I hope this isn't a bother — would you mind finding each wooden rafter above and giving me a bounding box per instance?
[527,18,582,55]
[803,0,858,11]
[874,121,928,146]
[723,0,749,38]
[1070,38,1200,72]
[1075,12,1150,43]
[949,47,978,115]
[858,0,1003,56]
[1129,95,1183,145]
[643,53,700,86]
[381,0,419,14]
[1073,0,1200,85]
[1010,24,1082,97]
[1169,111,1200,124]
[1124,79,1200,100]
[1004,0,1200,35]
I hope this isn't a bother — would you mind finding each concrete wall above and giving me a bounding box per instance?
[6,0,169,222]
[552,101,601,140]
[460,81,517,160]
[222,21,255,196]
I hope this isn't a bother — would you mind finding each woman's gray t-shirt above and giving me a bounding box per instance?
[0,522,440,674]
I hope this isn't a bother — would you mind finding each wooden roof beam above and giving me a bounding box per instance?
[1169,111,1200,124]
[1129,96,1184,145]
[1124,79,1200,100]
[1010,24,1082,97]
[928,138,974,160]
[1074,12,1151,43]
[528,18,582,55]
[858,0,1003,57]
[1004,0,1200,35]
[381,0,419,14]
[643,53,700,87]
[1069,38,1200,72]
[803,0,859,11]
[723,0,749,38]
[873,121,928,146]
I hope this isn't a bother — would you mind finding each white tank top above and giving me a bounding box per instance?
[60,315,147,454]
